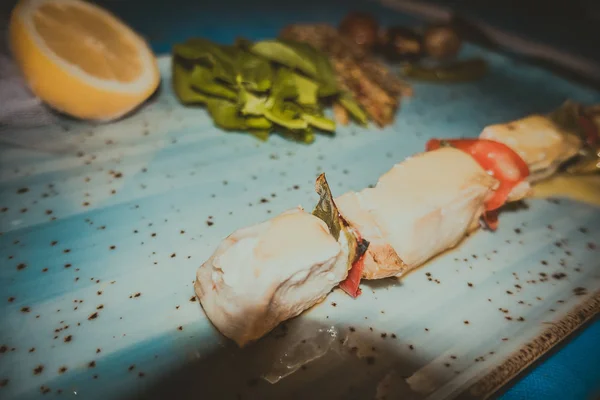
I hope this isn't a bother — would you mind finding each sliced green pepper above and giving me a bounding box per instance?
[264,105,308,130]
[249,129,271,142]
[235,51,272,92]
[205,98,247,131]
[174,39,237,84]
[189,65,238,101]
[246,116,272,130]
[250,40,318,78]
[291,72,319,105]
[238,88,268,116]
[401,58,488,82]
[172,62,210,104]
[271,68,299,100]
[338,93,368,125]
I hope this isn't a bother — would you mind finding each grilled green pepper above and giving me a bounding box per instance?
[401,58,487,82]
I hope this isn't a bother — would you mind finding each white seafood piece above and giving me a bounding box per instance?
[336,148,499,279]
[194,207,350,347]
[480,115,581,182]
[335,191,407,279]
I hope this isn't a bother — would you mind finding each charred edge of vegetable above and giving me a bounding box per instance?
[342,223,370,268]
[313,174,369,271]
[355,238,370,262]
[481,210,499,231]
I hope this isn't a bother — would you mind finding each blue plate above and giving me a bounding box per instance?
[1,40,600,400]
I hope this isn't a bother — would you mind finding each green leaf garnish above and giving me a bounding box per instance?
[171,36,373,143]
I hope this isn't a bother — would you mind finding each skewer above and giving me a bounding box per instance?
[194,101,599,347]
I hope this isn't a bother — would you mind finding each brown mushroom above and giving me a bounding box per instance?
[379,26,423,61]
[339,12,380,51]
[423,24,462,60]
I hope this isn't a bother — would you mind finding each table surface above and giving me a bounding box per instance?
[2,0,600,398]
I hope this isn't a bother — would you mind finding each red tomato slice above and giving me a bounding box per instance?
[339,254,365,298]
[578,115,599,147]
[426,138,530,216]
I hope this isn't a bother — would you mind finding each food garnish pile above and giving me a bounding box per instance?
[336,12,488,82]
[7,0,486,141]
[280,24,412,127]
[170,18,420,143]
[171,12,497,142]
[170,13,423,143]
[172,37,369,144]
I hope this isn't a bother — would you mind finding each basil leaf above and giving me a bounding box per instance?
[205,98,247,131]
[264,105,308,130]
[339,93,368,125]
[313,174,364,270]
[174,39,237,84]
[206,97,272,133]
[249,129,270,142]
[298,104,335,131]
[280,126,315,144]
[296,127,316,144]
[278,39,339,96]
[241,83,308,131]
[250,40,318,78]
[313,53,339,97]
[235,51,272,92]
[189,65,238,101]
[291,72,319,105]
[172,62,210,104]
[239,88,268,116]
[271,68,299,100]
[301,113,336,132]
[246,116,272,130]
[312,174,342,240]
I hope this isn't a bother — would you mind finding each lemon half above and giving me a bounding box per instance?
[9,0,160,121]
